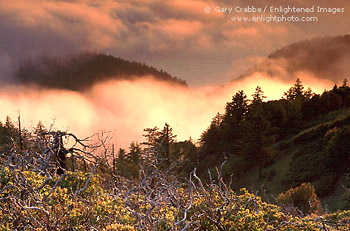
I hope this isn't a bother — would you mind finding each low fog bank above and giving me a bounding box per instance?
[0,74,334,148]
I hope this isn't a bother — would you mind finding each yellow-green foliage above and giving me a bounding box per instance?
[0,168,134,230]
[324,210,350,229]
[1,167,350,230]
[187,188,329,231]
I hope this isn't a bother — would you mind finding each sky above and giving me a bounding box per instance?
[0,0,349,86]
[0,0,349,148]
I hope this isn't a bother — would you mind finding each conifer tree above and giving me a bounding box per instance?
[127,142,141,165]
[284,79,312,101]
[252,86,266,104]
[143,123,176,168]
[342,78,348,87]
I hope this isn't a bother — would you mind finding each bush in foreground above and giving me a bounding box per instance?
[1,130,350,230]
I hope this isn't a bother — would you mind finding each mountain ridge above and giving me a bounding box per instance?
[15,52,187,91]
[237,34,350,83]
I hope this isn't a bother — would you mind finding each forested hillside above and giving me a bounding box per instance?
[15,53,187,91]
[1,79,350,230]
[197,79,350,210]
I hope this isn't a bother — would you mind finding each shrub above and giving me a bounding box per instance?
[277,183,322,215]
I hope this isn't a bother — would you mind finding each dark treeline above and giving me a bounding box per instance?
[198,79,349,168]
[196,78,350,204]
[16,53,187,91]
[111,78,350,208]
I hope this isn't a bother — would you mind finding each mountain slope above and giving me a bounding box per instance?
[231,108,350,211]
[15,53,187,91]
[196,77,350,212]
[239,35,350,83]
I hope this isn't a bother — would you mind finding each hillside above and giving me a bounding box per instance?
[0,120,350,230]
[239,35,350,83]
[233,108,350,210]
[196,79,350,212]
[15,53,187,91]
[1,80,350,229]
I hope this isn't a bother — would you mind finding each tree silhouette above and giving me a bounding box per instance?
[284,79,312,101]
[252,86,266,104]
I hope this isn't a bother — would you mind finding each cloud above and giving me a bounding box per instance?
[239,35,350,84]
[0,78,228,148]
[0,0,348,148]
[0,75,334,149]
[1,0,348,85]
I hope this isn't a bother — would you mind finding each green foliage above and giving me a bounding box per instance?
[245,95,274,178]
[302,84,350,120]
[327,125,350,174]
[127,142,141,166]
[172,140,198,175]
[116,143,142,179]
[276,109,350,199]
[198,90,251,176]
[223,90,249,125]
[321,91,342,112]
[293,109,350,145]
[1,151,350,230]
[278,140,292,150]
[142,123,182,171]
[0,116,31,152]
[285,138,339,197]
[197,81,350,196]
[222,154,247,178]
[324,210,350,228]
[266,169,277,181]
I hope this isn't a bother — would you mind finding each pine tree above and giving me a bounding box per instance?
[246,89,272,179]
[158,123,176,166]
[252,86,266,104]
[128,142,141,165]
[220,90,249,156]
[342,78,348,87]
[198,113,223,167]
[143,123,176,168]
[284,79,312,101]
[224,90,249,124]
[118,148,126,162]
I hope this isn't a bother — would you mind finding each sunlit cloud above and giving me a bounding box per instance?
[1,0,348,85]
[0,0,348,148]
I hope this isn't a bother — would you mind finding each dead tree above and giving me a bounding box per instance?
[0,129,102,230]
[53,132,68,175]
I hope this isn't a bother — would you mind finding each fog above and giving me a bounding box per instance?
[0,74,334,148]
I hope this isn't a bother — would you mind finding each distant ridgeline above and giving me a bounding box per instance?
[16,53,187,91]
[239,34,350,83]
